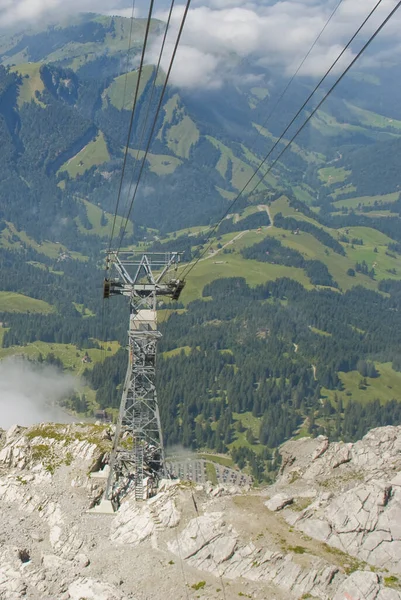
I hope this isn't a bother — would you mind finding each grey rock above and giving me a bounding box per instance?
[0,422,400,600]
[298,518,331,541]
[265,493,293,511]
[68,578,125,600]
[333,571,401,600]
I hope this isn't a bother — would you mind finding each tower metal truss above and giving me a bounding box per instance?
[100,251,185,508]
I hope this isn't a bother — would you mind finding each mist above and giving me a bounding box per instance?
[0,358,79,429]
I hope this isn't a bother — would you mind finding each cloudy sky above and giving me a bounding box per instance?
[1,0,400,88]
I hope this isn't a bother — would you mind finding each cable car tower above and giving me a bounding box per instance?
[98,251,185,510]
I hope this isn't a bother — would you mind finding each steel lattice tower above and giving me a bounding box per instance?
[98,251,184,510]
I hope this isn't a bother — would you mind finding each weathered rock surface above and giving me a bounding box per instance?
[264,493,293,511]
[0,423,400,600]
[67,578,125,600]
[168,511,344,598]
[333,572,401,600]
[274,426,401,578]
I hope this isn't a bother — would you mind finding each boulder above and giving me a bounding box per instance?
[67,578,125,600]
[265,493,293,511]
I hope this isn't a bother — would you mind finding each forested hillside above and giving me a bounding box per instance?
[1,12,401,476]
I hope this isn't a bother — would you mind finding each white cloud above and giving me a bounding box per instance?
[0,0,122,26]
[1,0,400,89]
[0,357,79,428]
[150,0,401,89]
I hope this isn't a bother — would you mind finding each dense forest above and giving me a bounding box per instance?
[83,276,401,480]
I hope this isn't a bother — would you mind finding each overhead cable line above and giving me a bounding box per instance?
[120,0,137,113]
[101,0,147,358]
[249,0,344,148]
[119,0,176,228]
[116,0,193,253]
[107,0,156,255]
[106,0,138,256]
[245,0,401,200]
[180,0,388,280]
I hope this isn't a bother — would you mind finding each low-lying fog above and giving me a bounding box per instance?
[0,357,78,429]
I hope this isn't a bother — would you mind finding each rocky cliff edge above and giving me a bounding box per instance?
[0,423,399,600]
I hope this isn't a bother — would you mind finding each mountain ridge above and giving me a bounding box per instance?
[0,12,401,464]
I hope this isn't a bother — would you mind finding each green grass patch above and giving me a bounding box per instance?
[11,62,45,107]
[2,16,153,67]
[228,411,265,454]
[269,195,294,219]
[27,423,111,454]
[310,326,332,337]
[0,292,53,314]
[157,308,186,323]
[233,412,260,436]
[207,135,272,190]
[67,54,97,72]
[318,166,351,185]
[76,198,133,239]
[384,576,399,589]
[293,185,315,205]
[322,362,401,405]
[267,196,400,289]
[1,222,87,261]
[311,109,370,138]
[288,545,306,554]
[128,148,182,176]
[343,234,401,282]
[191,581,206,591]
[104,65,155,110]
[333,192,399,210]
[0,327,9,346]
[0,340,119,376]
[252,123,323,164]
[177,238,309,304]
[159,94,179,126]
[241,144,262,167]
[346,102,401,131]
[166,115,199,159]
[158,94,199,159]
[162,346,191,359]
[215,151,229,179]
[265,226,376,292]
[330,184,357,199]
[73,303,95,317]
[59,132,110,178]
[199,453,233,467]
[216,186,236,200]
[205,462,218,485]
[339,226,394,246]
[228,432,262,454]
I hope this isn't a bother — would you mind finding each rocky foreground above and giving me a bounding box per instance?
[0,423,400,599]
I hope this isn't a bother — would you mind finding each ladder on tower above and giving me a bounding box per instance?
[134,440,144,501]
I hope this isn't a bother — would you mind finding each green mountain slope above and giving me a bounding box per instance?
[0,13,401,468]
